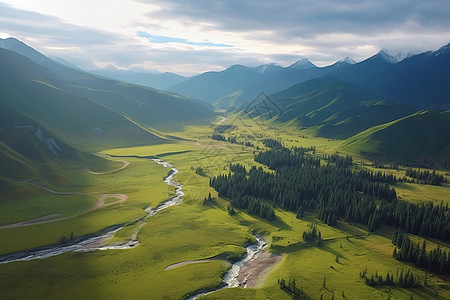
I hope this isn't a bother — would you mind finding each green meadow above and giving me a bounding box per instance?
[0,116,449,299]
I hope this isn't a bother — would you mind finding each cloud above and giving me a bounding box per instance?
[1,0,450,75]
[135,0,450,65]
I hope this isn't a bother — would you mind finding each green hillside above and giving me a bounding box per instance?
[342,110,450,165]
[253,77,417,139]
[316,100,417,139]
[0,48,169,151]
[0,104,116,194]
[0,39,216,132]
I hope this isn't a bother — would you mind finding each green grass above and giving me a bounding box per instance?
[0,190,97,225]
[0,117,449,299]
[395,182,450,205]
[341,110,450,164]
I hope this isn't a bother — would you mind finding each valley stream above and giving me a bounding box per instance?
[0,157,272,300]
[0,158,183,264]
[186,235,268,300]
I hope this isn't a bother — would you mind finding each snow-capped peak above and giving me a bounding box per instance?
[334,56,357,67]
[378,49,399,63]
[431,43,450,56]
[288,58,316,69]
[255,63,281,74]
[378,48,415,63]
[340,57,357,64]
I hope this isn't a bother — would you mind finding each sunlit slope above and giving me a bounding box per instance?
[0,48,166,151]
[265,77,416,139]
[341,110,450,161]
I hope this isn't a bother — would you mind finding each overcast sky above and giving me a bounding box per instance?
[1,0,449,75]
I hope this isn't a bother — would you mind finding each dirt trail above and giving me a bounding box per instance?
[0,214,62,230]
[164,259,215,271]
[0,158,131,230]
[87,160,130,175]
[0,188,127,230]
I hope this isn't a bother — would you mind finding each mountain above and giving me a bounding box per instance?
[0,37,50,66]
[168,58,357,107]
[0,47,165,151]
[89,69,188,90]
[332,57,357,68]
[0,38,216,186]
[341,110,450,166]
[51,57,83,70]
[245,77,417,139]
[171,43,450,110]
[168,63,283,103]
[0,104,96,183]
[213,59,355,109]
[380,48,415,63]
[287,58,317,70]
[330,44,450,109]
[0,38,215,133]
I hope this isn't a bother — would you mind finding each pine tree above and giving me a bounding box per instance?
[317,231,323,247]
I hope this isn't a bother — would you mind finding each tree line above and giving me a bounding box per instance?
[210,147,450,241]
[392,230,449,275]
[405,168,446,185]
[211,133,254,147]
[360,267,420,288]
[278,278,306,300]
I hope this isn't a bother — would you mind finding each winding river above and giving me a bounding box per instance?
[186,235,268,300]
[0,158,183,264]
[0,157,271,300]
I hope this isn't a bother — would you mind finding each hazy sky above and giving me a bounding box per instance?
[1,0,449,75]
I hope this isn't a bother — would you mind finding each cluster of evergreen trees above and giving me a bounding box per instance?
[202,192,216,205]
[392,230,449,274]
[262,138,283,149]
[210,147,450,242]
[405,168,446,185]
[195,166,206,176]
[211,133,254,147]
[227,204,236,215]
[358,170,397,184]
[302,223,322,246]
[210,163,275,221]
[214,148,397,229]
[278,278,306,300]
[360,268,419,288]
[211,133,227,141]
[379,201,450,240]
[255,147,320,169]
[325,154,353,168]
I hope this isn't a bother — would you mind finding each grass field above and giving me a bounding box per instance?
[0,116,449,299]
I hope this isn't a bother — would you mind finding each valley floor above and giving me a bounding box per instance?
[0,116,449,300]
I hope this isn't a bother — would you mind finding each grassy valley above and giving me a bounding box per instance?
[0,116,449,300]
[0,37,449,300]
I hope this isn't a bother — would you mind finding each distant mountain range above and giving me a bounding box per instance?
[1,37,449,167]
[17,39,447,112]
[329,45,450,109]
[165,43,450,110]
[89,69,187,90]
[167,57,356,107]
